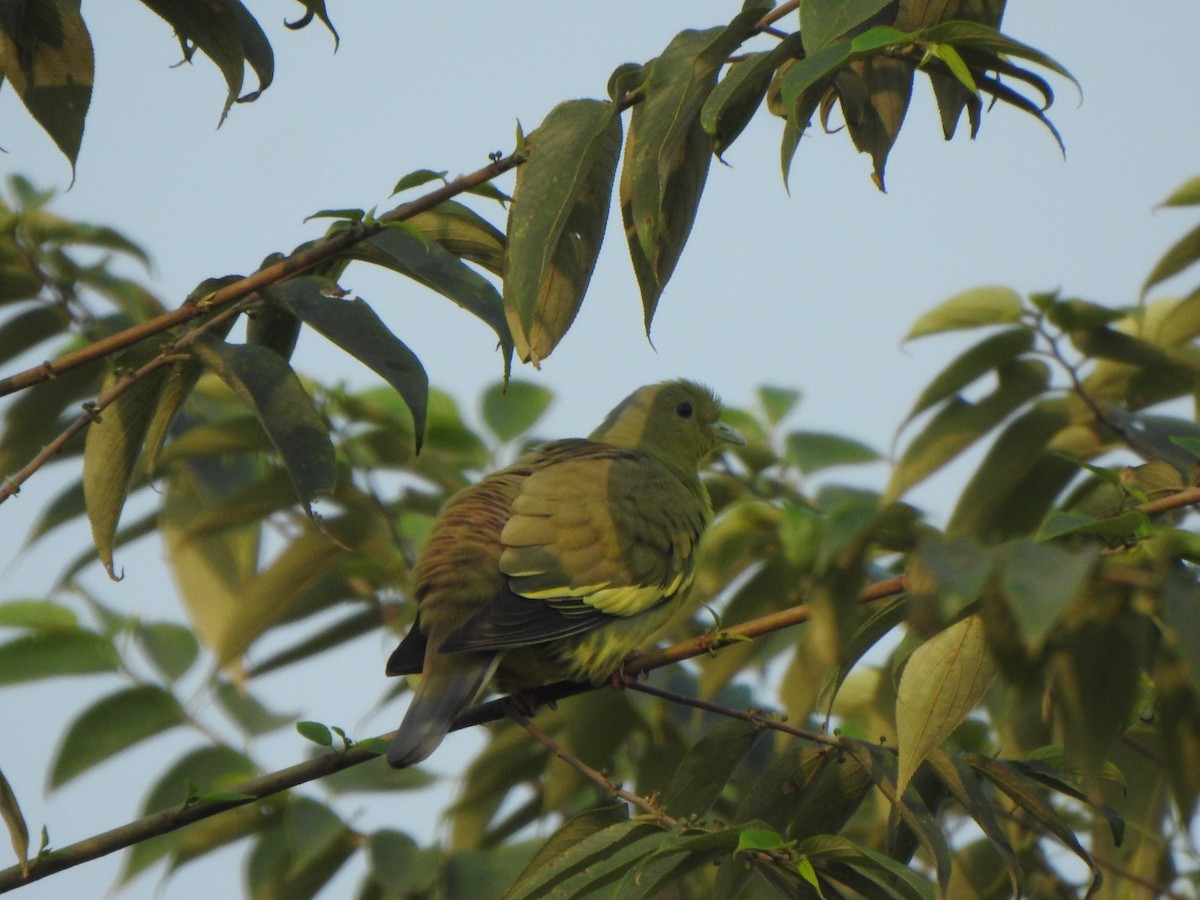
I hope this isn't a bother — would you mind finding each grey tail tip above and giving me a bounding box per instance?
[386,729,444,769]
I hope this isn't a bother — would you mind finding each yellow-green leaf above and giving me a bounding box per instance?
[905,286,1024,340]
[49,685,186,789]
[895,615,996,796]
[504,99,621,367]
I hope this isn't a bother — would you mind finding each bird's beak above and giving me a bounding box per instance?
[712,421,746,447]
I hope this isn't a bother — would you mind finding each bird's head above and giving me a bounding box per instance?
[591,380,745,471]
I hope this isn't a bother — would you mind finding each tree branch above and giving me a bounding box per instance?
[0,156,522,401]
[0,574,906,891]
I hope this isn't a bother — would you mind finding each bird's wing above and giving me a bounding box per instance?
[441,448,707,651]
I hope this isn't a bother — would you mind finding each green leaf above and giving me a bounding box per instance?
[735,827,788,853]
[407,200,507,276]
[321,756,436,795]
[701,34,805,159]
[82,364,169,578]
[159,459,260,661]
[368,830,440,896]
[191,336,336,513]
[213,680,296,736]
[135,621,200,683]
[502,820,664,900]
[924,749,1021,898]
[138,0,273,124]
[1142,221,1200,298]
[621,7,768,329]
[49,685,185,789]
[967,754,1103,896]
[786,430,879,473]
[0,0,93,170]
[778,38,853,116]
[213,520,355,665]
[296,720,333,747]
[0,629,117,684]
[886,358,1049,501]
[351,222,513,374]
[282,797,347,879]
[800,0,895,50]
[895,615,997,796]
[998,539,1098,648]
[505,805,629,897]
[919,21,1080,95]
[0,599,78,630]
[1158,174,1200,209]
[391,168,448,195]
[278,277,428,451]
[504,99,621,367]
[0,767,29,877]
[902,327,1035,426]
[904,286,1024,339]
[481,379,553,443]
[946,400,1073,539]
[662,719,763,819]
[120,745,259,883]
[0,305,70,369]
[757,385,802,426]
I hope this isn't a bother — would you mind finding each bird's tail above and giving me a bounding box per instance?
[387,652,499,768]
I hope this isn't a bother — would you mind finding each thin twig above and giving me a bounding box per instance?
[626,680,839,749]
[0,156,524,401]
[0,575,906,891]
[507,706,678,827]
[0,300,249,505]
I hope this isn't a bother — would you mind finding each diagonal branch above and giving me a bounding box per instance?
[0,574,906,891]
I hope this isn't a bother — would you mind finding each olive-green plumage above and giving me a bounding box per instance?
[385,380,743,767]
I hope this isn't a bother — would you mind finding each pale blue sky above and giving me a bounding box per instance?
[3,3,1200,897]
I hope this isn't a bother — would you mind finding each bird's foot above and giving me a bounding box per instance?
[510,690,555,717]
[607,650,646,691]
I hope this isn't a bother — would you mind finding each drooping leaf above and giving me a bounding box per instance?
[135,621,200,683]
[905,285,1024,339]
[0,0,93,170]
[895,615,997,796]
[246,798,354,899]
[214,680,297,737]
[1142,221,1200,298]
[119,746,268,883]
[997,539,1098,648]
[701,33,805,159]
[967,754,1104,896]
[160,458,260,660]
[886,358,1049,501]
[505,805,629,899]
[502,820,666,900]
[191,336,336,513]
[0,598,78,630]
[0,629,118,684]
[946,400,1072,539]
[1158,174,1200,209]
[924,749,1021,898]
[408,200,507,275]
[621,6,769,328]
[350,223,513,374]
[367,830,440,896]
[800,0,896,50]
[0,767,29,876]
[661,719,763,819]
[504,99,622,367]
[786,430,880,473]
[481,379,553,443]
[83,363,169,578]
[0,304,70,368]
[278,277,428,450]
[833,55,914,190]
[138,0,273,123]
[48,685,186,789]
[902,326,1035,426]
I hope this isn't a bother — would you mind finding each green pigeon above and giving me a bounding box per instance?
[385,379,743,767]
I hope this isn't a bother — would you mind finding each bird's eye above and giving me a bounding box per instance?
[676,401,693,419]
